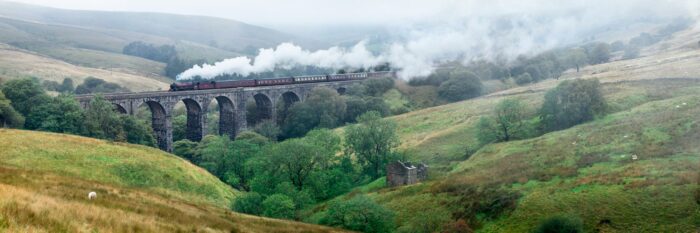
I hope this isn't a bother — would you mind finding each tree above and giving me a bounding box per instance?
[539,79,606,132]
[1,78,45,116]
[320,195,394,233]
[493,99,528,141]
[120,115,156,146]
[438,70,483,102]
[515,73,533,85]
[282,87,346,138]
[266,138,331,190]
[254,119,281,141]
[58,78,75,93]
[477,99,531,145]
[236,131,270,146]
[232,192,264,215]
[75,77,128,94]
[0,91,24,128]
[344,111,399,179]
[534,215,583,233]
[173,139,199,162]
[363,77,395,96]
[25,94,85,134]
[262,194,296,219]
[587,43,611,65]
[343,96,390,124]
[172,115,187,142]
[564,48,588,72]
[84,95,125,141]
[199,136,260,191]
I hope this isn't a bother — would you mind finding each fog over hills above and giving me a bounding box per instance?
[0,1,323,54]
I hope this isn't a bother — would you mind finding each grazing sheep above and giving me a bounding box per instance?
[632,154,638,160]
[88,191,97,200]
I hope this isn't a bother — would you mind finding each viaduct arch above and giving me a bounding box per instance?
[76,80,360,152]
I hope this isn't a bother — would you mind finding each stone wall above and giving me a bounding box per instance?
[386,161,428,187]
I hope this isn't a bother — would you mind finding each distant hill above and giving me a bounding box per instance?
[0,1,321,54]
[0,1,322,91]
[0,129,347,232]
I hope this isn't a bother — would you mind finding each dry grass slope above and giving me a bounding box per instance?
[0,43,169,91]
[0,129,348,233]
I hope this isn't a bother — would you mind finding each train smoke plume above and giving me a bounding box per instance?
[177,0,698,81]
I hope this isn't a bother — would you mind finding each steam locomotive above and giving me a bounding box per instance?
[169,71,396,91]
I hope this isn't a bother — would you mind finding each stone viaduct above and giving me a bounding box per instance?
[75,80,360,152]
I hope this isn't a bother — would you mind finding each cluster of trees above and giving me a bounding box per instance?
[122,41,201,79]
[275,79,394,139]
[42,78,75,93]
[477,78,606,146]
[42,77,129,94]
[172,111,398,228]
[405,39,614,106]
[0,78,155,145]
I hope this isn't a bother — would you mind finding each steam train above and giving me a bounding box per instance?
[169,71,396,91]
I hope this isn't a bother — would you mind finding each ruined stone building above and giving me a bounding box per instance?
[386,161,428,187]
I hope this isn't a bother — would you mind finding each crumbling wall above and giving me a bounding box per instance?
[386,161,428,187]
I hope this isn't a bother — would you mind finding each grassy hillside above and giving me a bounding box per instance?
[0,1,323,91]
[0,129,347,232]
[307,28,700,232]
[0,43,169,91]
[0,1,321,53]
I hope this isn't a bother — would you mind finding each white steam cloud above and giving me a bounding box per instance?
[177,0,698,81]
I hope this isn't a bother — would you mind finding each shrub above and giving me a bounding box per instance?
[74,77,129,94]
[262,194,296,219]
[438,70,483,102]
[534,215,583,233]
[232,192,264,215]
[515,73,533,85]
[320,195,394,233]
[539,78,606,132]
[0,90,24,128]
[173,139,199,162]
[586,43,611,64]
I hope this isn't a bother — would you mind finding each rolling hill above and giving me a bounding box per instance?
[307,26,700,232]
[0,129,347,232]
[0,1,322,91]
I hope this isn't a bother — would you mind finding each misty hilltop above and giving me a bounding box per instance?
[0,1,323,58]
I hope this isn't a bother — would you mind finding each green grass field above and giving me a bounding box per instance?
[0,129,348,232]
[307,72,700,232]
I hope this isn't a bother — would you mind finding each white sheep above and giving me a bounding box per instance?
[88,191,97,200]
[631,154,638,160]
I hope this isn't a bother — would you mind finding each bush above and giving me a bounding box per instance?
[0,91,24,128]
[515,73,533,85]
[539,79,606,132]
[173,139,199,162]
[320,195,394,233]
[623,46,640,60]
[253,119,281,141]
[281,87,346,138]
[75,77,129,94]
[534,215,583,233]
[477,98,531,145]
[363,77,395,96]
[262,194,296,219]
[438,70,483,102]
[586,43,611,65]
[232,192,264,215]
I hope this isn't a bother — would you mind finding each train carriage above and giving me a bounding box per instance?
[256,78,294,86]
[295,75,328,83]
[169,71,395,92]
